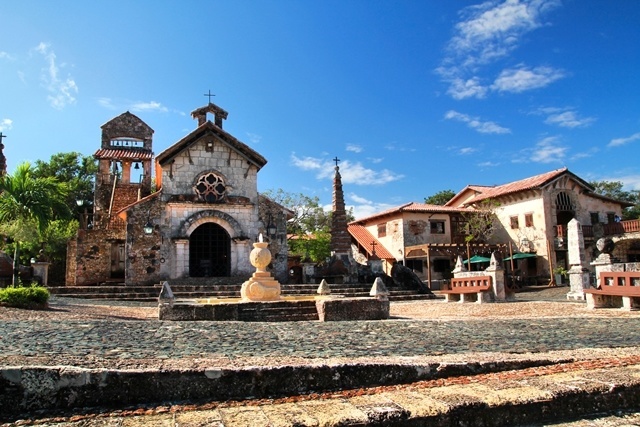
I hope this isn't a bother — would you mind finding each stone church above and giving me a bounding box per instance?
[66,101,289,287]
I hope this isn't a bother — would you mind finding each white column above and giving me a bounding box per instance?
[174,239,189,278]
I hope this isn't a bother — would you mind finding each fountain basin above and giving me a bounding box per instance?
[158,295,390,322]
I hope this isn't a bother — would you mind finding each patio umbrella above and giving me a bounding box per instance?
[503,253,537,261]
[463,255,491,264]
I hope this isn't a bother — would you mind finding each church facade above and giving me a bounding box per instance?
[66,102,288,286]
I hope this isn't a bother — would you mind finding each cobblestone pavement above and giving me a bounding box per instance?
[2,289,640,426]
[2,316,640,364]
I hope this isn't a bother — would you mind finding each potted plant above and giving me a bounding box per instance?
[553,266,568,285]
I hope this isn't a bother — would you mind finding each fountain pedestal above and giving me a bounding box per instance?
[240,240,281,301]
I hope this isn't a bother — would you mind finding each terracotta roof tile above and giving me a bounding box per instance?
[94,148,153,160]
[351,202,470,224]
[348,224,395,259]
[466,168,568,203]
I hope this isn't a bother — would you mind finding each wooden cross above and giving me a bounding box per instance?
[204,90,215,103]
[333,156,340,167]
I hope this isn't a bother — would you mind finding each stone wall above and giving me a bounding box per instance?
[69,228,126,286]
[160,136,258,205]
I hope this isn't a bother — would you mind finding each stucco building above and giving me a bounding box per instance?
[349,168,632,287]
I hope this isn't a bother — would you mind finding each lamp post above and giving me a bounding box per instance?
[266,214,277,238]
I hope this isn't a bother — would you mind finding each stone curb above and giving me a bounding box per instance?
[0,358,565,421]
[3,362,640,426]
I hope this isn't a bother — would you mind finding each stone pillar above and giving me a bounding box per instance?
[566,218,591,301]
[31,262,51,286]
[452,255,467,274]
[174,239,189,278]
[484,252,506,302]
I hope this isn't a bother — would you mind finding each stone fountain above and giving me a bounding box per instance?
[158,236,390,322]
[240,234,281,301]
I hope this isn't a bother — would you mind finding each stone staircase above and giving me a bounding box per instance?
[48,278,436,302]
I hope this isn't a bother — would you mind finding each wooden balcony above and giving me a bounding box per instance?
[554,219,640,239]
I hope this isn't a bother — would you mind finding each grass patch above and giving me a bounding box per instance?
[0,284,50,309]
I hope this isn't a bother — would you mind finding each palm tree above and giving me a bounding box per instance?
[0,162,69,285]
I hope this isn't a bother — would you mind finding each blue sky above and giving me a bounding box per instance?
[1,0,639,219]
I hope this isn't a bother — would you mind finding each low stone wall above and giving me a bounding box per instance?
[315,297,390,321]
[0,359,564,420]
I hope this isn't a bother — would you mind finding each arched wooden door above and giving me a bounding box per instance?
[189,223,230,277]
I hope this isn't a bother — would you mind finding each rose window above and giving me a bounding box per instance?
[195,173,226,203]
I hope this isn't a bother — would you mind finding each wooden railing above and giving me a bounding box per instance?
[596,271,640,297]
[555,219,640,239]
[447,276,491,293]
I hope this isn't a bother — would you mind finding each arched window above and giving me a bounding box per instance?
[194,172,226,203]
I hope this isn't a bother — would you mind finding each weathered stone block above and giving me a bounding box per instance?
[315,298,390,322]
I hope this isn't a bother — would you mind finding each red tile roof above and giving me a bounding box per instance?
[348,224,395,259]
[94,148,153,160]
[459,168,570,204]
[351,202,470,224]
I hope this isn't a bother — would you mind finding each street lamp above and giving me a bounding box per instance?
[143,210,154,235]
[266,214,277,237]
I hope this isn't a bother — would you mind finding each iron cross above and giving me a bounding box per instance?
[0,132,6,144]
[204,90,215,103]
[370,241,377,254]
[333,157,340,167]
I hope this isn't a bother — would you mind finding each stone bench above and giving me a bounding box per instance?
[585,272,640,310]
[440,276,492,303]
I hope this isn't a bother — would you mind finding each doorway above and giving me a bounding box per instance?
[110,242,125,278]
[189,223,230,277]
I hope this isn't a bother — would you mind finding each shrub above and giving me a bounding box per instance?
[0,284,50,309]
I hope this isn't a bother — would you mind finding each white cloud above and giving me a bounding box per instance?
[535,107,596,128]
[290,153,323,171]
[478,161,500,168]
[444,110,511,134]
[0,51,15,61]
[459,147,477,155]
[447,77,488,100]
[438,0,561,99]
[492,65,565,93]
[347,193,395,220]
[0,119,13,132]
[544,110,595,128]
[367,157,384,164]
[34,42,78,109]
[130,101,168,113]
[246,132,262,144]
[384,142,416,152]
[291,154,403,185]
[346,144,363,153]
[608,132,640,147]
[529,136,567,163]
[97,97,116,110]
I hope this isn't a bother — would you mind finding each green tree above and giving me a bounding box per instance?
[0,162,69,284]
[32,152,97,219]
[590,180,640,220]
[261,189,354,263]
[462,199,500,243]
[424,189,456,205]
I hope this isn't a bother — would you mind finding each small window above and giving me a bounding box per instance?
[525,213,534,228]
[510,216,519,230]
[377,223,387,238]
[590,212,600,225]
[432,258,451,273]
[607,213,616,224]
[430,220,445,234]
[405,259,423,273]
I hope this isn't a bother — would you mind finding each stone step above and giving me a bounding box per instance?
[237,300,319,322]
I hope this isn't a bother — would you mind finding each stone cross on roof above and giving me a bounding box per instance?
[191,91,229,128]
[0,132,6,176]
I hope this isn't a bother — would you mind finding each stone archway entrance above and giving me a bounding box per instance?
[189,223,230,277]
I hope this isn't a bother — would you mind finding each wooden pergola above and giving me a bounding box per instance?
[404,242,511,289]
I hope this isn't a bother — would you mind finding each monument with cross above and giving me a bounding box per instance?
[315,156,358,283]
